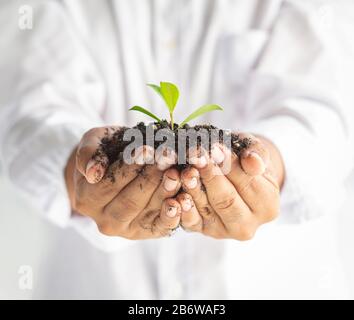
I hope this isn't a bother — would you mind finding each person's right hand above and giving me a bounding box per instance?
[65,127,182,239]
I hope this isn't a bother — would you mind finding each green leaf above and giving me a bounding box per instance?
[129,106,162,122]
[179,104,223,128]
[147,84,163,99]
[160,82,179,113]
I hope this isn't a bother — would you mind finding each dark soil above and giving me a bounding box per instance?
[94,121,251,180]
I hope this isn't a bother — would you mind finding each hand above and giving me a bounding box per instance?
[175,134,284,240]
[65,127,182,239]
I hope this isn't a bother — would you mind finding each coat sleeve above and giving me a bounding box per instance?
[0,0,133,251]
[242,0,354,223]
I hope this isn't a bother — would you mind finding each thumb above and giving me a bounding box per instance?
[76,127,114,183]
[239,135,269,176]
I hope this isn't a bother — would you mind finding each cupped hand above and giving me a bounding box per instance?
[176,133,284,240]
[65,127,181,239]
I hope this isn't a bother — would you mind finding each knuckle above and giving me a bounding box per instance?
[239,175,259,194]
[138,209,159,229]
[198,205,213,217]
[188,182,205,198]
[222,210,247,225]
[213,193,237,211]
[191,189,204,203]
[104,204,133,223]
[202,214,217,227]
[156,190,177,205]
[199,166,218,184]
[110,211,132,223]
[144,173,163,189]
[119,195,140,213]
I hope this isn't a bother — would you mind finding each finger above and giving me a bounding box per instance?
[131,145,155,165]
[108,198,180,240]
[150,198,181,238]
[155,147,177,171]
[197,147,261,240]
[221,144,259,190]
[190,149,251,224]
[77,144,156,207]
[133,168,181,230]
[180,166,223,232]
[210,143,226,165]
[74,160,144,211]
[145,168,181,210]
[221,146,279,223]
[76,127,117,183]
[177,193,203,232]
[241,151,266,176]
[188,147,208,169]
[238,133,269,176]
[103,164,163,224]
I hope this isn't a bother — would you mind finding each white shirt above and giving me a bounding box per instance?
[0,0,354,299]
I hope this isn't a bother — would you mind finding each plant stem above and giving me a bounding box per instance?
[170,112,174,130]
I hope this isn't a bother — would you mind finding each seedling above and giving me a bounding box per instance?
[129,82,223,129]
[94,81,252,181]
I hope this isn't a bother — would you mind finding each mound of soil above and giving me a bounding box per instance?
[94,121,251,179]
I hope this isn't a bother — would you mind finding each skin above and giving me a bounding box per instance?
[177,134,284,240]
[65,127,182,239]
[65,128,284,241]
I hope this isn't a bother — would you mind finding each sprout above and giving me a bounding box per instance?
[129,82,223,129]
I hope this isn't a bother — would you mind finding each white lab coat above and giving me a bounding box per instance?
[0,0,354,299]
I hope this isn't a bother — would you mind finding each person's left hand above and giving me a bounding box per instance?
[175,134,285,240]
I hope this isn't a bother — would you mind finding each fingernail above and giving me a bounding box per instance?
[142,146,155,164]
[86,159,96,173]
[211,145,225,164]
[181,198,192,211]
[249,151,266,173]
[157,162,168,171]
[185,176,198,189]
[133,146,145,165]
[198,156,207,168]
[164,176,178,192]
[133,146,154,165]
[190,155,207,168]
[166,206,178,218]
[86,160,104,184]
[157,148,176,171]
